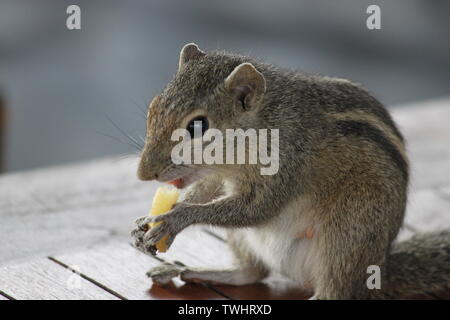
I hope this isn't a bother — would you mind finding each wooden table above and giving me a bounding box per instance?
[1,98,450,300]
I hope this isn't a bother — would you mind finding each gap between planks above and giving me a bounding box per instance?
[47,257,127,300]
[0,257,119,300]
[0,290,15,300]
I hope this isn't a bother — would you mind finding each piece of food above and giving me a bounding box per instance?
[149,186,180,253]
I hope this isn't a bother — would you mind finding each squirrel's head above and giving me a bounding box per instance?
[138,43,266,188]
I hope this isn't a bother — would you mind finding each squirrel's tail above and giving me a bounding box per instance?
[371,229,450,299]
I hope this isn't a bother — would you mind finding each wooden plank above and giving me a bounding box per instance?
[0,258,118,300]
[0,200,153,264]
[403,188,450,235]
[395,187,450,242]
[392,98,450,191]
[53,240,226,300]
[0,157,157,264]
[0,157,145,215]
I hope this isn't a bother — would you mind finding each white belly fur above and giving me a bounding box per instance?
[239,196,319,287]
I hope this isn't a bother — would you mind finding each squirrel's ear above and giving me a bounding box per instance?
[178,43,205,72]
[224,63,266,111]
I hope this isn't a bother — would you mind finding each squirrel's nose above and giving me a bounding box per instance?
[137,169,159,181]
[138,149,164,181]
[137,158,160,181]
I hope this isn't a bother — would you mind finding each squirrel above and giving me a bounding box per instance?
[131,43,450,299]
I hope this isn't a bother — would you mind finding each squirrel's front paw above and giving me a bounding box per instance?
[131,204,191,254]
[131,216,157,255]
[147,263,185,286]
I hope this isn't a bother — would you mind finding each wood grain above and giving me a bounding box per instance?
[399,188,450,241]
[53,240,226,300]
[0,158,154,264]
[392,98,450,192]
[0,258,118,300]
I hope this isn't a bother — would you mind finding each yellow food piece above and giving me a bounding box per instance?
[149,186,180,253]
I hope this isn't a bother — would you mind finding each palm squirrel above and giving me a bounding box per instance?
[131,43,450,299]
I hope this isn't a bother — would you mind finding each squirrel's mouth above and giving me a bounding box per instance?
[158,166,200,189]
[168,178,185,189]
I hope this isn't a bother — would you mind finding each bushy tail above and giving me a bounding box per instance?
[371,229,450,299]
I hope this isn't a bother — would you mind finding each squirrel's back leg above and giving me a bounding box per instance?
[306,129,407,299]
[311,183,403,299]
[312,220,389,299]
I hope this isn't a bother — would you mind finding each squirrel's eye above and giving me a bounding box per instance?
[187,116,209,138]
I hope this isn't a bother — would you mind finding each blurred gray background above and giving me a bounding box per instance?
[0,0,449,173]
